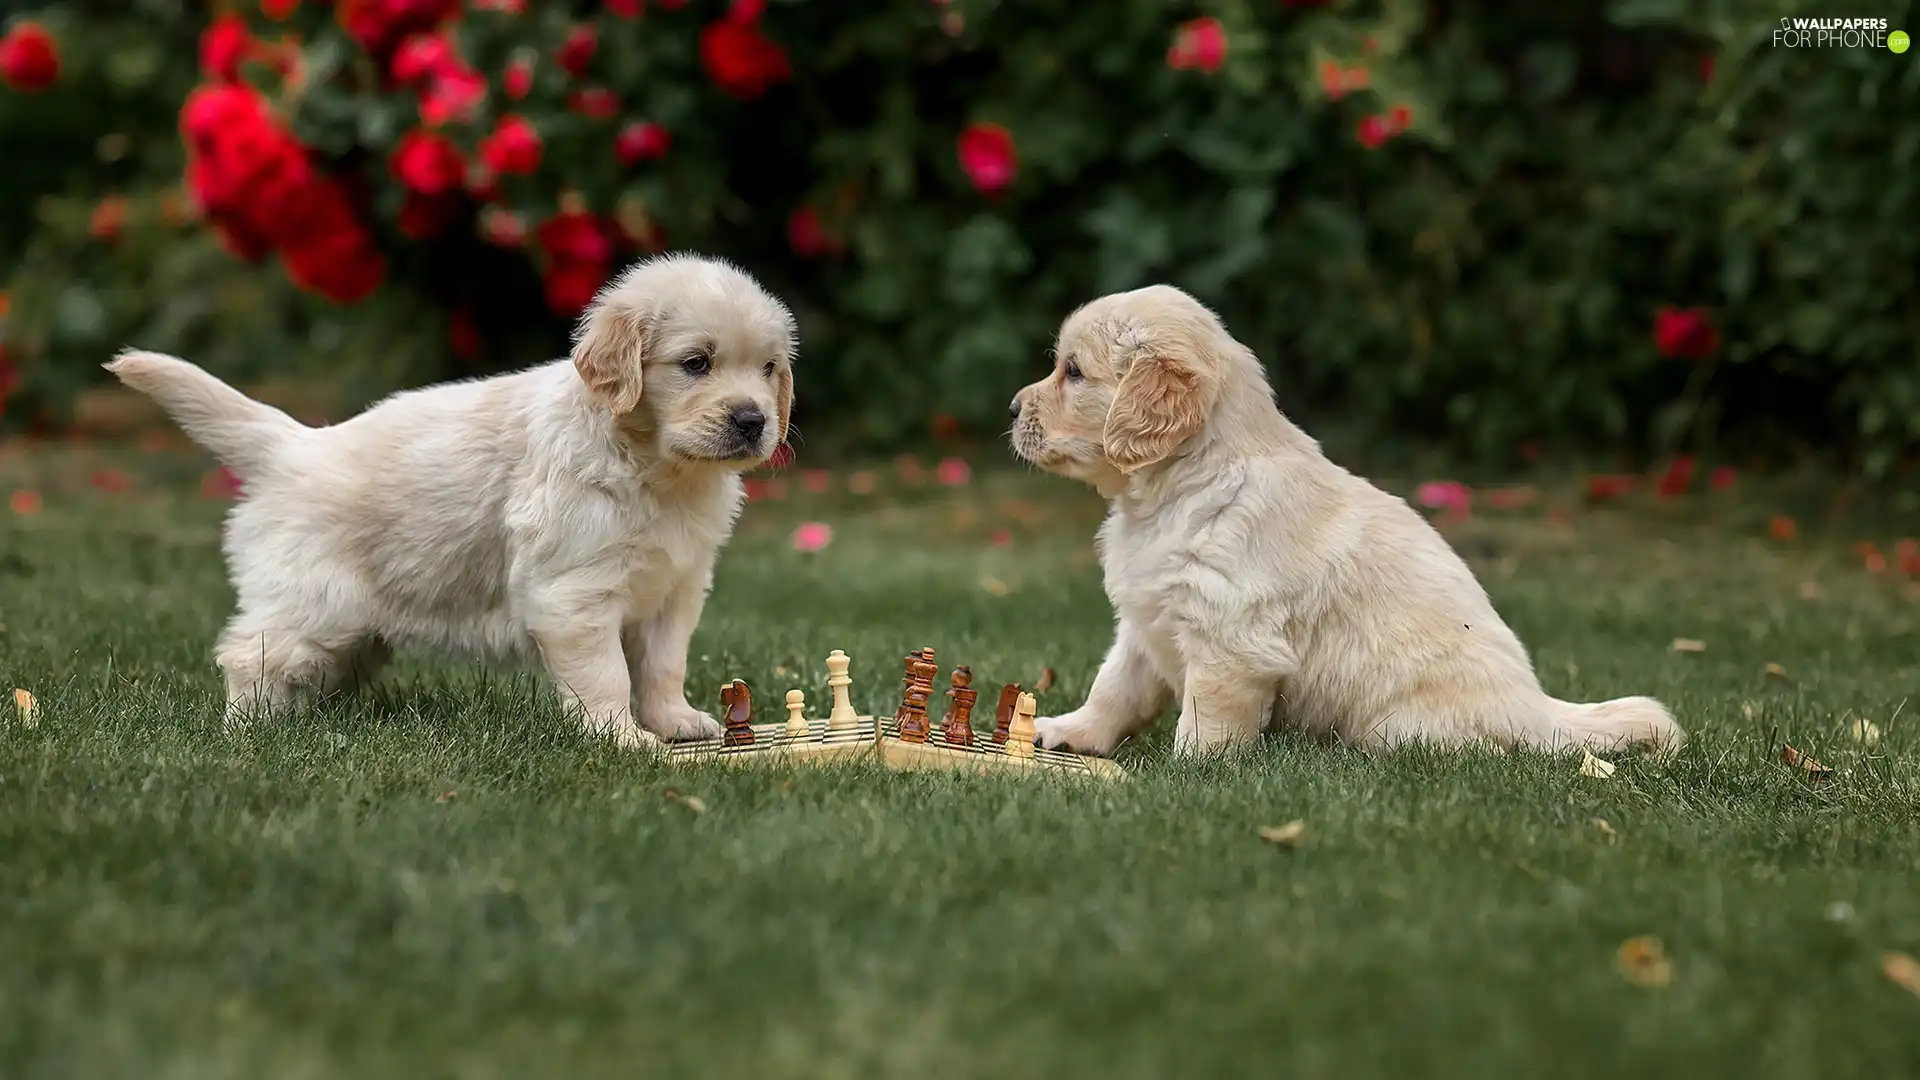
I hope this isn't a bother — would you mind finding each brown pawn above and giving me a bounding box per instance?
[721,678,754,746]
[943,666,978,746]
[991,683,1022,744]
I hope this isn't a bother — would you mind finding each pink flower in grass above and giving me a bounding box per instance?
[936,456,972,486]
[1414,480,1471,515]
[791,521,833,552]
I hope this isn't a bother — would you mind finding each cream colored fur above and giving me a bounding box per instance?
[1009,285,1683,759]
[106,253,797,749]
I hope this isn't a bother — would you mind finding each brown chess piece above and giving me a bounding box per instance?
[943,666,978,746]
[895,652,933,742]
[721,678,754,746]
[991,682,1022,744]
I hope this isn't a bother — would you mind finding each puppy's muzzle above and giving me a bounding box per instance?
[724,404,767,456]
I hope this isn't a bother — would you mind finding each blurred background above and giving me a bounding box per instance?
[0,0,1915,477]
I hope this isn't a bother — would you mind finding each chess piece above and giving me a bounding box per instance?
[1006,691,1037,759]
[784,689,810,739]
[722,678,754,746]
[895,650,935,743]
[943,666,977,746]
[825,649,857,732]
[991,683,1022,744]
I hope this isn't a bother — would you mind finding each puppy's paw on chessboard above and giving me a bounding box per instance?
[642,700,724,742]
[1033,709,1127,757]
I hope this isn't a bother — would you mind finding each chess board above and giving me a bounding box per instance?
[664,647,1127,782]
[663,715,1127,781]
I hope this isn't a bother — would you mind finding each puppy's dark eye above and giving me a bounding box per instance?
[1064,360,1083,382]
[681,354,712,377]
[763,361,778,379]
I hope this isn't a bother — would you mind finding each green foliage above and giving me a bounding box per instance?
[2,0,1917,473]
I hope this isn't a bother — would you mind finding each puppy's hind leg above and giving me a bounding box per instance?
[215,616,358,729]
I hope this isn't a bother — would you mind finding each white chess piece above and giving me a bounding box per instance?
[825,650,857,733]
[784,689,810,739]
[1007,692,1037,759]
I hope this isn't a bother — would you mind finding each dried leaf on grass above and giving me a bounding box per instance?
[1579,749,1617,779]
[1034,666,1056,694]
[979,576,1011,597]
[435,790,457,803]
[1258,821,1307,849]
[663,788,708,814]
[1780,743,1833,781]
[1883,952,1920,998]
[1850,718,1883,745]
[11,688,36,728]
[1670,638,1707,654]
[1590,818,1617,841]
[1617,936,1673,988]
[1764,662,1788,680]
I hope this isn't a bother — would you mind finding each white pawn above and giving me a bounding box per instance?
[825,649,857,733]
[1007,692,1037,759]
[784,689,810,739]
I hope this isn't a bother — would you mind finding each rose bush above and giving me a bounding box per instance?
[1,0,1916,477]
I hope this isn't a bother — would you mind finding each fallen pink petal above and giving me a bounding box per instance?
[802,469,831,494]
[1415,480,1472,515]
[791,521,833,552]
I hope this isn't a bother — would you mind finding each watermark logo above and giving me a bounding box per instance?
[1771,16,1907,49]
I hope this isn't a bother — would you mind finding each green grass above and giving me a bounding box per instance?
[3,443,1919,1079]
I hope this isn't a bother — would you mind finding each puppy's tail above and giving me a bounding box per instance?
[1537,694,1685,758]
[104,349,305,475]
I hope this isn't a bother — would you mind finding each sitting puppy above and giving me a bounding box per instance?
[108,254,795,748]
[1008,285,1682,758]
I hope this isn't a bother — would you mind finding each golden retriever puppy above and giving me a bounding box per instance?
[1009,285,1683,758]
[107,253,795,749]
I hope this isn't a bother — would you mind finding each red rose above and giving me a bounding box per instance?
[568,87,620,119]
[448,306,483,361]
[557,24,598,77]
[699,19,790,99]
[180,83,262,146]
[200,15,254,82]
[544,261,608,318]
[503,56,534,99]
[282,230,386,303]
[615,121,671,166]
[1,22,60,92]
[480,114,542,175]
[391,129,466,194]
[263,0,301,20]
[420,66,486,126]
[1387,104,1413,132]
[1166,17,1226,73]
[391,33,453,83]
[1655,454,1695,499]
[536,211,615,265]
[606,0,644,17]
[956,122,1016,195]
[787,206,835,257]
[338,0,461,60]
[1653,306,1719,360]
[1356,114,1392,149]
[728,0,765,21]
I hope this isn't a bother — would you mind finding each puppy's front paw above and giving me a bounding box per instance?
[1033,709,1127,756]
[641,699,724,742]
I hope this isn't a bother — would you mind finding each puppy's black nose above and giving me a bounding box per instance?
[729,405,767,444]
[1008,396,1022,419]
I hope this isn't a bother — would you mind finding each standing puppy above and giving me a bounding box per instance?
[108,254,796,748]
[1008,285,1683,758]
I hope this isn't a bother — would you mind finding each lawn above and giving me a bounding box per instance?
[3,439,1918,1079]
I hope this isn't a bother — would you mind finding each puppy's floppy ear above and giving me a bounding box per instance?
[1102,350,1216,474]
[775,366,794,443]
[571,299,650,416]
